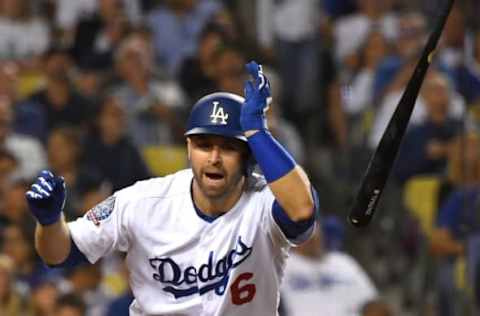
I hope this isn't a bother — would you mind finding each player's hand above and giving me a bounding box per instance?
[240,61,271,132]
[25,170,66,226]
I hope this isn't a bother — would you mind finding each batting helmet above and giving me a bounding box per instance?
[185,92,246,141]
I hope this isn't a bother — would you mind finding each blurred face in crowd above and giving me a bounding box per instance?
[421,72,450,124]
[397,13,426,58]
[31,282,59,316]
[70,263,103,293]
[214,48,246,95]
[47,129,80,172]
[0,95,12,142]
[116,35,153,81]
[1,0,27,19]
[98,96,126,144]
[76,69,103,98]
[2,181,29,223]
[199,31,223,76]
[56,306,84,316]
[99,0,123,22]
[1,225,33,268]
[357,0,387,17]
[44,51,72,81]
[363,31,388,68]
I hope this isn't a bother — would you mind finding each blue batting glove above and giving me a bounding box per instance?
[240,61,271,132]
[25,170,66,226]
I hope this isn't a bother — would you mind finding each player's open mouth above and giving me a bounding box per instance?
[205,172,225,180]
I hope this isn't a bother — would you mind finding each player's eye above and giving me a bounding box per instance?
[221,143,236,151]
[196,141,212,150]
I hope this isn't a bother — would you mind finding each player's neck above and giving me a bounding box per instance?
[192,178,245,217]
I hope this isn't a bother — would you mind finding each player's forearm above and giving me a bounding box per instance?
[268,167,315,221]
[35,217,72,265]
[246,129,315,221]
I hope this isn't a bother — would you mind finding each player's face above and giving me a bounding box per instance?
[188,135,247,200]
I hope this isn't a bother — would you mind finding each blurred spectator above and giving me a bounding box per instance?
[343,31,390,117]
[334,0,398,65]
[47,127,101,218]
[70,0,134,70]
[430,132,480,316]
[112,32,187,147]
[437,5,480,105]
[0,94,47,180]
[369,66,465,149]
[73,61,107,110]
[54,293,87,316]
[256,0,322,126]
[15,47,93,141]
[56,0,141,47]
[393,71,463,183]
[179,24,227,101]
[105,260,133,316]
[263,68,306,165]
[0,0,50,62]
[0,148,17,193]
[0,179,34,231]
[147,0,224,76]
[0,254,25,316]
[361,299,393,316]
[372,11,427,101]
[61,262,109,316]
[27,280,59,316]
[281,221,379,316]
[0,224,46,290]
[82,95,151,192]
[211,44,246,96]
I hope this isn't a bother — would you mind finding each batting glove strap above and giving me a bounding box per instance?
[247,130,296,183]
[240,61,271,132]
[25,170,66,226]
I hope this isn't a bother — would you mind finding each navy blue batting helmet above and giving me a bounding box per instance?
[185,92,246,141]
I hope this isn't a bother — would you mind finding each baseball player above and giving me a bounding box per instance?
[25,61,319,315]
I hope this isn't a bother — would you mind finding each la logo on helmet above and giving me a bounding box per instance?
[210,101,229,125]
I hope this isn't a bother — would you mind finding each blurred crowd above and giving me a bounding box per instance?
[0,0,480,315]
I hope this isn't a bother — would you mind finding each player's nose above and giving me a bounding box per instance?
[208,146,222,164]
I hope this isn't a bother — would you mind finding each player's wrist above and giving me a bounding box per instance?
[247,130,296,183]
[244,130,259,138]
[33,209,63,226]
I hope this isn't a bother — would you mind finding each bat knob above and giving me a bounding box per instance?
[347,213,372,228]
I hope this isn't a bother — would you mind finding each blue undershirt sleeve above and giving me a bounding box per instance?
[272,186,319,241]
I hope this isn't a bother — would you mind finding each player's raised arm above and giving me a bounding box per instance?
[241,61,316,223]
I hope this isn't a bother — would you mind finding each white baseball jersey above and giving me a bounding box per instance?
[281,251,377,316]
[68,169,313,315]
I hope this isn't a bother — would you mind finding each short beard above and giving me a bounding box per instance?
[192,166,245,201]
